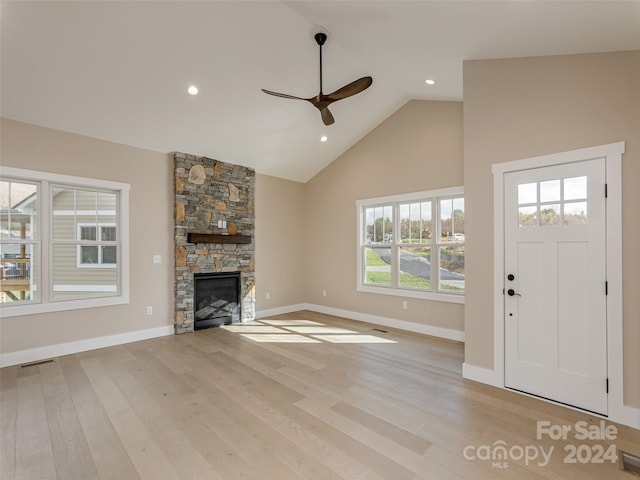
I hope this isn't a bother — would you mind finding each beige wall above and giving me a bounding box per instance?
[463,51,640,407]
[0,119,310,355]
[303,100,465,332]
[1,118,174,353]
[255,174,306,310]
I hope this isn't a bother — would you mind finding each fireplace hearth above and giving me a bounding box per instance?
[194,272,241,330]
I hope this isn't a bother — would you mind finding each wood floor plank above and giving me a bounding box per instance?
[2,310,639,479]
[57,356,141,480]
[295,395,429,480]
[79,356,181,480]
[14,369,56,480]
[0,366,18,479]
[104,360,226,480]
[182,339,390,480]
[331,401,431,454]
[44,391,100,479]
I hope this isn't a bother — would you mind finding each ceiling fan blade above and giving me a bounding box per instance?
[261,89,307,101]
[326,76,373,101]
[321,107,335,126]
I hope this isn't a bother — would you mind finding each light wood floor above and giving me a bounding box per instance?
[1,310,639,479]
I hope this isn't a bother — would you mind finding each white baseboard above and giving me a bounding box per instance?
[0,324,174,368]
[610,403,640,430]
[255,303,464,342]
[462,362,503,388]
[254,304,308,320]
[302,303,465,342]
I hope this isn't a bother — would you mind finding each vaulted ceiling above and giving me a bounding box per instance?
[2,1,639,182]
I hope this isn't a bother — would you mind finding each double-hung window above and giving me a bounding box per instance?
[357,187,464,303]
[0,167,129,316]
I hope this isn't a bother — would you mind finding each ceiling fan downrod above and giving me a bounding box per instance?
[315,32,327,95]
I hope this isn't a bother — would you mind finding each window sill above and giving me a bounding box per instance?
[357,284,464,304]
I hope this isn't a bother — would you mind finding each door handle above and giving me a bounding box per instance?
[507,289,521,297]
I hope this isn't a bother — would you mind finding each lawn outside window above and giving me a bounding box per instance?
[357,187,464,304]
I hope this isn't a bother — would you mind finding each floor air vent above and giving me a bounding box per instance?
[620,450,640,476]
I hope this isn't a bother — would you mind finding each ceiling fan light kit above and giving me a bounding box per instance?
[262,32,373,126]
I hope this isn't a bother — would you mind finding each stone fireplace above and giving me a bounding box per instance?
[174,153,255,334]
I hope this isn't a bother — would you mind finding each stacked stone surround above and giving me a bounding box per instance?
[174,153,255,333]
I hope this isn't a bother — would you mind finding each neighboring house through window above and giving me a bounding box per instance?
[78,224,117,266]
[357,187,464,304]
[0,167,129,316]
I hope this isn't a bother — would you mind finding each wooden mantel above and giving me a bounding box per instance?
[187,233,251,244]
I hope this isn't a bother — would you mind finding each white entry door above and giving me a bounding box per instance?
[504,158,608,415]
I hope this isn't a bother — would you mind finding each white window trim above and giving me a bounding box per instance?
[357,186,465,304]
[0,166,129,317]
[76,223,117,268]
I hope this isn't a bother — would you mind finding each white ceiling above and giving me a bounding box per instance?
[2,1,639,182]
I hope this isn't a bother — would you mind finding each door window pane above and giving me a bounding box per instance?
[564,176,587,201]
[518,206,537,227]
[518,183,537,204]
[540,205,561,226]
[564,202,587,225]
[540,179,561,202]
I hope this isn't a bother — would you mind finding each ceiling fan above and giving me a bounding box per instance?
[262,32,373,126]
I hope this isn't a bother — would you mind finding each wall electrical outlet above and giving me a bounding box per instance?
[322,290,327,297]
[266,292,271,300]
[402,301,408,310]
[153,255,161,264]
[146,306,153,315]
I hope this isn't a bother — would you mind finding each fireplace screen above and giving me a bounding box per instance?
[194,272,241,330]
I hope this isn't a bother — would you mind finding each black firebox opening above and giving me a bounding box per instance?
[194,272,241,330]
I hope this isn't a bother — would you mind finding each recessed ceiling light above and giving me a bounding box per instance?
[425,79,436,85]
[320,135,328,142]
[187,85,199,95]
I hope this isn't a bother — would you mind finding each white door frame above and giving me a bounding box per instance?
[489,141,637,428]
